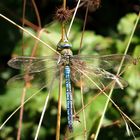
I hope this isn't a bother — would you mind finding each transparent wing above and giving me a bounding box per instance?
[7,65,60,89]
[70,64,128,90]
[71,54,133,70]
[8,55,59,72]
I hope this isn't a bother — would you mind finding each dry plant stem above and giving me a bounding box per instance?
[56,1,66,139]
[107,92,140,131]
[16,28,41,139]
[129,125,137,140]
[30,0,42,57]
[34,76,56,140]
[63,0,66,10]
[78,2,89,54]
[0,14,60,55]
[61,23,66,41]
[117,11,140,74]
[67,0,81,37]
[61,0,67,40]
[17,2,42,138]
[21,18,40,31]
[122,115,131,136]
[75,67,140,130]
[16,1,27,139]
[0,85,46,130]
[94,12,140,140]
[80,81,87,140]
[94,87,114,140]
[80,81,140,131]
[56,68,63,140]
[17,87,26,140]
[73,1,85,11]
[75,80,118,116]
[76,90,103,116]
[31,29,47,57]
[21,0,26,55]
[31,0,41,28]
[34,92,51,140]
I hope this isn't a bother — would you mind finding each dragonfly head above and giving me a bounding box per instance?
[57,39,72,51]
[57,39,73,56]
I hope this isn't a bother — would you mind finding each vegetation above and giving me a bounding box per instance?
[0,0,140,139]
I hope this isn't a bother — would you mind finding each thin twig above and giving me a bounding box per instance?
[80,79,87,139]
[17,1,27,139]
[74,66,140,131]
[20,18,40,31]
[30,0,42,57]
[56,67,63,140]
[34,75,56,140]
[0,14,60,55]
[78,2,89,54]
[94,87,114,140]
[56,1,66,139]
[21,0,26,55]
[94,12,140,140]
[63,0,66,10]
[67,0,81,37]
[34,92,50,140]
[0,85,47,130]
[117,11,140,74]
[31,28,47,57]
[31,0,41,28]
[16,87,26,140]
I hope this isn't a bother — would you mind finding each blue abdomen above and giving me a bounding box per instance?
[64,65,73,132]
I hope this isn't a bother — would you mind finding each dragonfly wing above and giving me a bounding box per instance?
[70,65,128,90]
[71,54,133,70]
[8,55,59,72]
[7,65,60,89]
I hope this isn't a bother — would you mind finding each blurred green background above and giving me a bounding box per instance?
[0,0,140,140]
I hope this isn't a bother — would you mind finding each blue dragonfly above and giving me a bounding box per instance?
[8,38,134,132]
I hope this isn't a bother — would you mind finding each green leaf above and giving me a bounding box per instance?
[117,13,137,35]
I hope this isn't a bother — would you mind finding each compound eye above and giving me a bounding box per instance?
[57,40,72,51]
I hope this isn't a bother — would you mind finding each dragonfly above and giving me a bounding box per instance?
[8,38,135,132]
